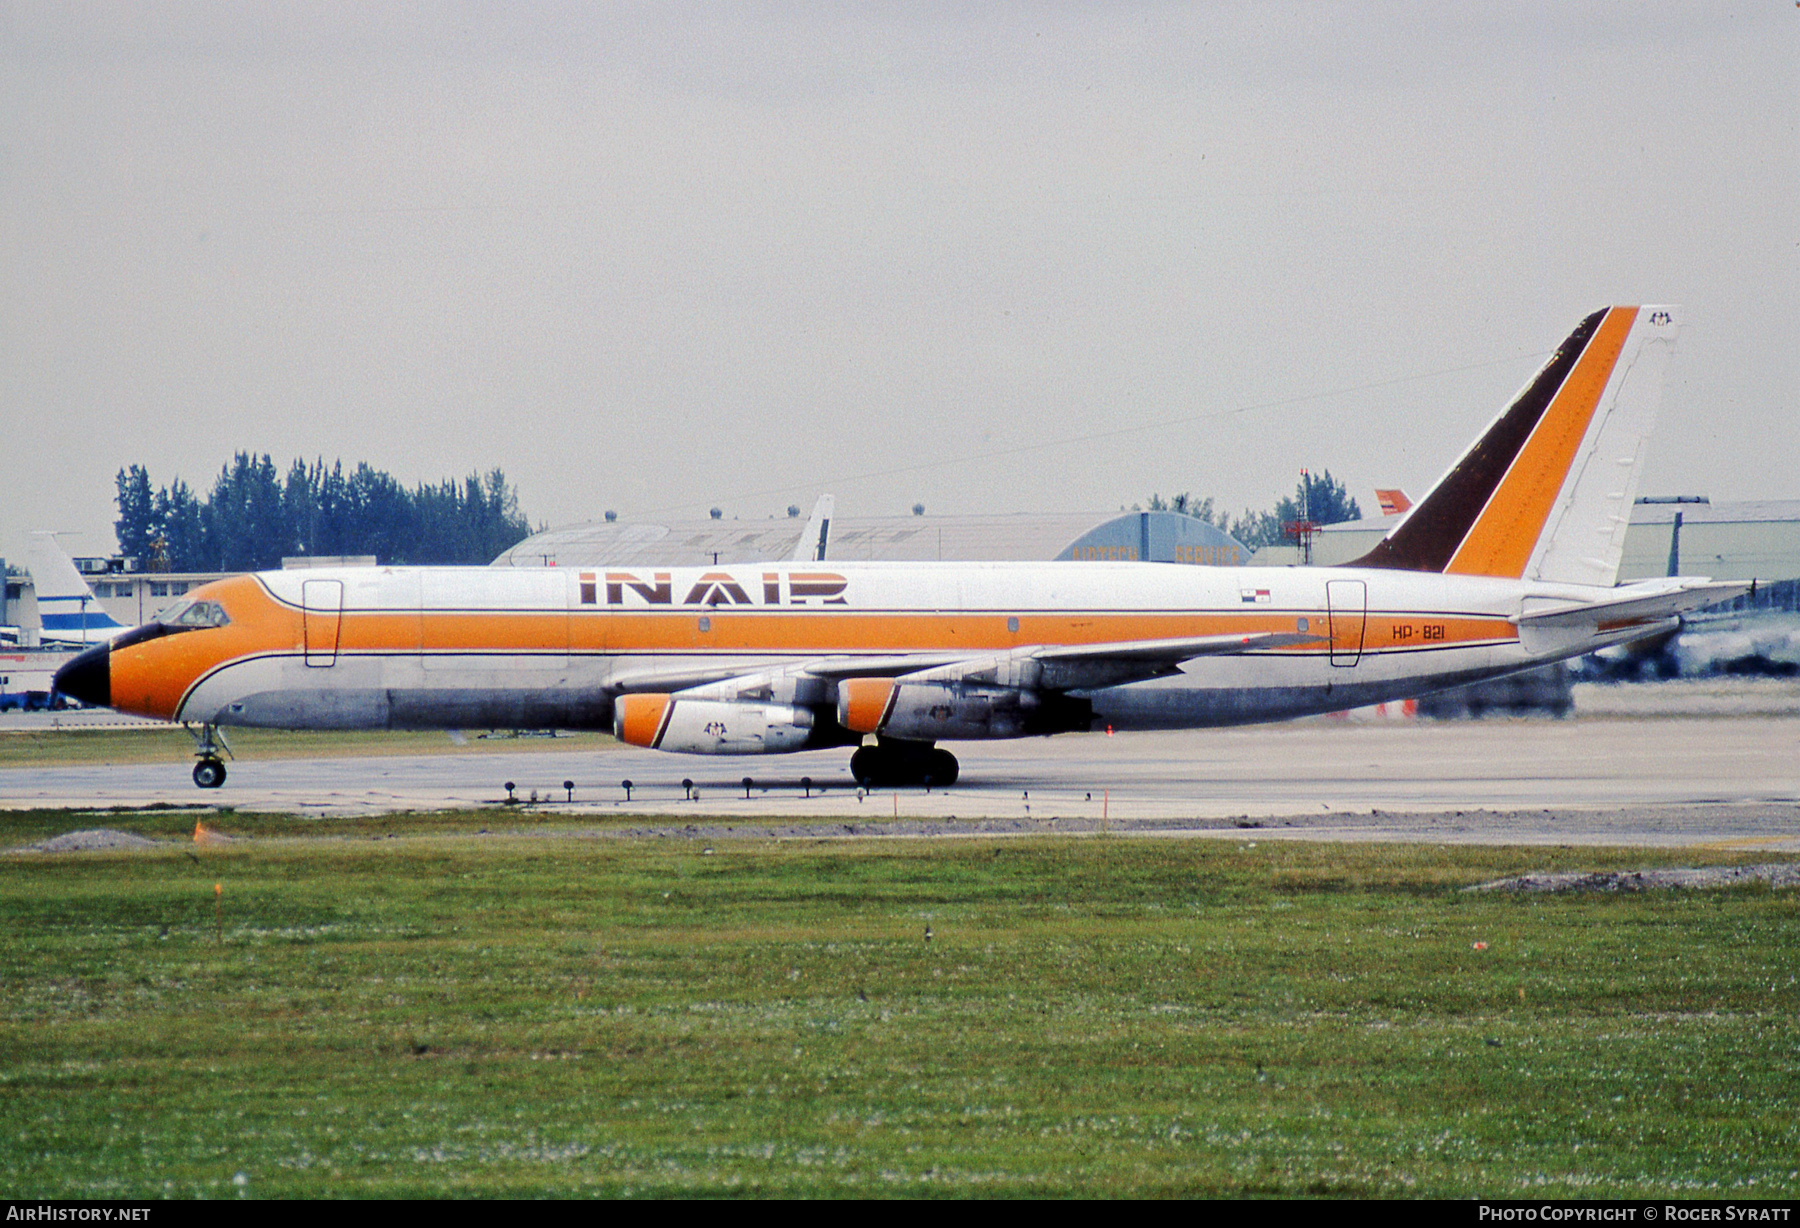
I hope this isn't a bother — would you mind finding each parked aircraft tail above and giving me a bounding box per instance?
[1374,488,1412,517]
[1352,306,1679,587]
[25,532,129,645]
[792,495,835,563]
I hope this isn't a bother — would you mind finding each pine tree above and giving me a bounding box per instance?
[117,457,535,569]
[1143,471,1362,549]
[113,466,157,562]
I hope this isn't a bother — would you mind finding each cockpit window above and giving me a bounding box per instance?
[166,600,231,629]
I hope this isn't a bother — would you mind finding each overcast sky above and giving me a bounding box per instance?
[3,2,1795,568]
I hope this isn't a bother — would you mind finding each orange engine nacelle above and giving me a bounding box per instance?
[614,693,813,754]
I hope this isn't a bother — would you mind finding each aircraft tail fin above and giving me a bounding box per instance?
[1351,306,1679,586]
[26,532,127,639]
[792,494,835,563]
[1374,488,1412,517]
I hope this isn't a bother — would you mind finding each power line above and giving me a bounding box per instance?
[630,347,1553,518]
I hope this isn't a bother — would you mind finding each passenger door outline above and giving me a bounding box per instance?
[302,579,343,668]
[1326,579,1366,667]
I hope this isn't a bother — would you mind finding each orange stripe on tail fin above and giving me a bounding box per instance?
[1374,489,1412,517]
[1351,307,1678,584]
[1445,309,1637,577]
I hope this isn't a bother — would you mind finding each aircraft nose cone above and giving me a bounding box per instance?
[54,643,110,708]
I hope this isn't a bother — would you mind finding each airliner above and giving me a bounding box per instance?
[56,306,1743,790]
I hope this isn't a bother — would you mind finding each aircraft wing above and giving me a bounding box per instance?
[611,632,1322,700]
[810,632,1318,680]
[1032,631,1320,663]
[606,652,975,698]
[906,632,1324,692]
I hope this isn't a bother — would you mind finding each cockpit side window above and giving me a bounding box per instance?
[167,600,231,629]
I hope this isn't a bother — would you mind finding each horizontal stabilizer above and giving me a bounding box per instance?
[1515,579,1748,630]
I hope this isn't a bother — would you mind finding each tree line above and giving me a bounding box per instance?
[115,455,533,572]
[1142,470,1362,548]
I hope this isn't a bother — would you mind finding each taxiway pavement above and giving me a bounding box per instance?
[3,713,1796,848]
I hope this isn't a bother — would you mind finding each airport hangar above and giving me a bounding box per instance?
[4,500,1795,644]
[1275,497,1800,594]
[0,511,1243,647]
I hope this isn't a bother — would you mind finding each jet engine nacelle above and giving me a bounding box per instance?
[838,678,1060,741]
[614,693,814,754]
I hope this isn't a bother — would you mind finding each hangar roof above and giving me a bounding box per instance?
[1285,500,1800,582]
[492,511,1250,568]
[1623,499,1800,525]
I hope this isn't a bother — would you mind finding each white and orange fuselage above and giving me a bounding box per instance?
[99,560,1665,738]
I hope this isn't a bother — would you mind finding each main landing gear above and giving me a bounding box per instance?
[850,740,959,788]
[185,722,232,790]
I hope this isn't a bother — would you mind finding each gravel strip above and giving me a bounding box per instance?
[1468,863,1800,893]
[12,828,160,854]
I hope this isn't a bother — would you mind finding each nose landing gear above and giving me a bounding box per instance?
[850,740,959,788]
[184,722,233,790]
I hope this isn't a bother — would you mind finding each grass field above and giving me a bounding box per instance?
[2,813,1797,1197]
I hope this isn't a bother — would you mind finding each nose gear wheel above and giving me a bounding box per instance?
[184,722,233,790]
